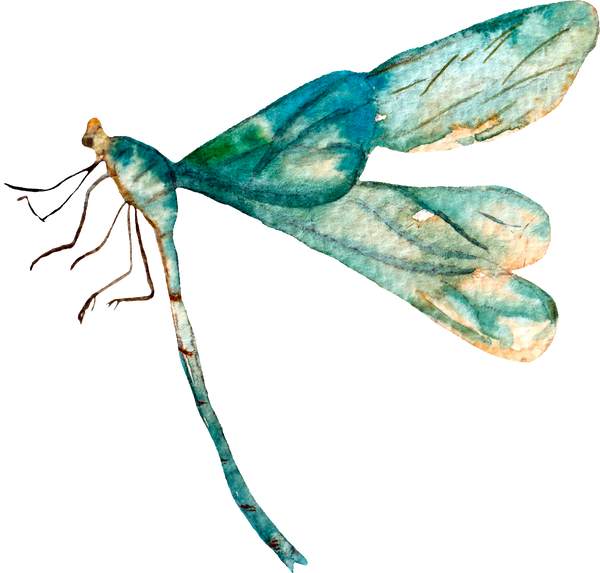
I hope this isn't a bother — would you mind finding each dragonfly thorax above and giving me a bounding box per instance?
[83,118,178,240]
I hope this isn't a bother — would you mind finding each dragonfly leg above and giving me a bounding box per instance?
[106,203,160,310]
[71,201,159,323]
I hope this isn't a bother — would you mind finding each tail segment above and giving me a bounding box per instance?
[171,297,308,570]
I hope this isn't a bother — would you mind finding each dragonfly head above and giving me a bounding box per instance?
[82,118,111,157]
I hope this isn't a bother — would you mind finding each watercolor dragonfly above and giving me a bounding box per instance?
[5,1,598,570]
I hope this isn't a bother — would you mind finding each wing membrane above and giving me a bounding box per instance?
[230,181,556,362]
[178,72,376,208]
[177,2,597,208]
[368,1,599,152]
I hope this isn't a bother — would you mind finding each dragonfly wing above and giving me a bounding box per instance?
[367,1,599,152]
[178,71,377,208]
[231,181,555,362]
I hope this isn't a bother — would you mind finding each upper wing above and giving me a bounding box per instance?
[367,1,599,152]
[178,71,377,208]
[177,2,597,208]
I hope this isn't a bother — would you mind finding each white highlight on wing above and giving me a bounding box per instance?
[412,209,435,222]
[250,115,275,139]
[281,154,345,180]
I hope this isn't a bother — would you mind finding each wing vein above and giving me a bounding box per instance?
[349,197,478,260]
[270,212,476,275]
[483,31,513,63]
[483,62,571,104]
[421,54,459,96]
[478,211,521,228]
[503,27,571,84]
[391,78,426,95]
[395,188,490,252]
[401,91,483,135]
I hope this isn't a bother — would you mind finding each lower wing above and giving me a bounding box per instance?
[227,181,556,362]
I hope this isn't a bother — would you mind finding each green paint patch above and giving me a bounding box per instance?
[184,118,273,167]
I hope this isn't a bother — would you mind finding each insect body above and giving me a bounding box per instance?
[8,1,599,570]
[81,1,598,364]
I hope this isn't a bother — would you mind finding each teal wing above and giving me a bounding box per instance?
[177,2,598,206]
[367,1,598,152]
[223,181,556,362]
[177,71,377,208]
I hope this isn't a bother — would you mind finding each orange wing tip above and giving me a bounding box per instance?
[428,317,557,364]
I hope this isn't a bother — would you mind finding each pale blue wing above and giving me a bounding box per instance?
[192,180,556,362]
[367,1,599,151]
[177,2,598,210]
